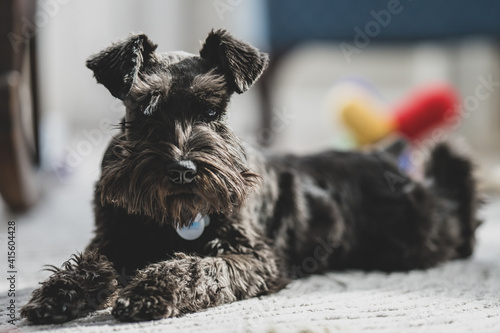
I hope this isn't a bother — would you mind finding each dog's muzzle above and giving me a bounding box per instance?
[166,160,197,184]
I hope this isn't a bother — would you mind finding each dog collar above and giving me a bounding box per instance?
[176,214,210,241]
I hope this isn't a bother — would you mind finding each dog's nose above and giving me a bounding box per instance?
[167,160,197,184]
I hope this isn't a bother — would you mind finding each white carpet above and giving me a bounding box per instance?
[5,257,500,333]
[1,148,499,332]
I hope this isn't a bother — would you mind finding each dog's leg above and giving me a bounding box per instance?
[425,143,482,258]
[20,250,118,324]
[112,251,285,322]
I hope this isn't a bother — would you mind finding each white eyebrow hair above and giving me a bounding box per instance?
[190,69,226,94]
[128,72,171,102]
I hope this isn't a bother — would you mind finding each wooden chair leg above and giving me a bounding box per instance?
[0,71,40,211]
[0,0,41,212]
[257,52,284,147]
[30,34,41,165]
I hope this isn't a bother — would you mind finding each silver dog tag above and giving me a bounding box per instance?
[176,214,210,241]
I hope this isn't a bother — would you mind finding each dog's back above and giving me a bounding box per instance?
[258,144,480,275]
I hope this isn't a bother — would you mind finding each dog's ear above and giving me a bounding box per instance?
[86,34,157,100]
[199,29,269,94]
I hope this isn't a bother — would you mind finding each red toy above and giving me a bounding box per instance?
[341,83,460,145]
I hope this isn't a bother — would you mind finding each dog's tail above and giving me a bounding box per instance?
[425,143,482,258]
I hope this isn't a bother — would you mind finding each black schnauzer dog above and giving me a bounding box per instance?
[21,30,481,324]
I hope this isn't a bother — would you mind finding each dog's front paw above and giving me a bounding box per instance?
[20,298,81,325]
[112,292,177,322]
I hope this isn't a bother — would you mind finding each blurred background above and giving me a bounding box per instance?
[1,0,500,288]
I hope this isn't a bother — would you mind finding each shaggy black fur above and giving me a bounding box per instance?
[21,30,481,324]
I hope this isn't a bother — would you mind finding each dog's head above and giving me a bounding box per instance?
[86,30,266,226]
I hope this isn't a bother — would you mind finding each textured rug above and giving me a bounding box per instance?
[3,258,500,333]
[1,173,499,332]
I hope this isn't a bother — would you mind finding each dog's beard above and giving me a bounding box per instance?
[97,125,260,227]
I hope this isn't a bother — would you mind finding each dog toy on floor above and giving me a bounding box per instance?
[340,84,460,145]
[21,30,481,324]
